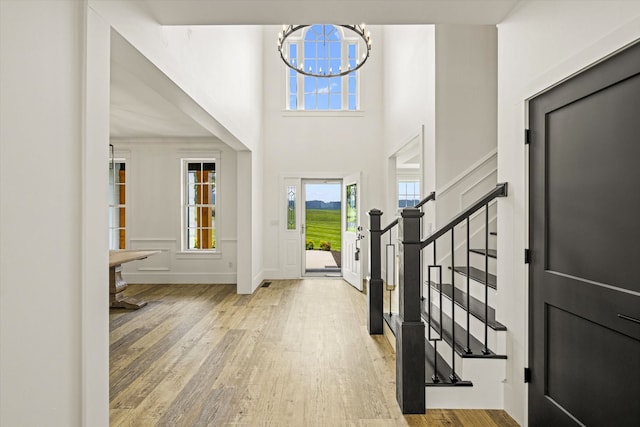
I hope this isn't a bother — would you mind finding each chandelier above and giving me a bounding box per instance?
[277,24,372,78]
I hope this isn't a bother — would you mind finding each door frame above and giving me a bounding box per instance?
[301,178,343,277]
[279,172,348,279]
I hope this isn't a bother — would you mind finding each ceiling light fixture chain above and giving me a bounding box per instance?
[277,24,372,78]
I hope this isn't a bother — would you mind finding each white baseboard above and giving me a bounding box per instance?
[262,268,282,280]
[123,272,236,284]
[251,270,265,293]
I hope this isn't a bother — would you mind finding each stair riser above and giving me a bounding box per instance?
[430,297,503,352]
[426,358,506,409]
[439,278,497,307]
[424,330,456,374]
[469,252,497,275]
[425,330,507,377]
[425,329,496,379]
[425,326,473,371]
[431,255,496,280]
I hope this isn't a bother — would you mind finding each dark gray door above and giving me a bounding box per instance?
[529,42,640,426]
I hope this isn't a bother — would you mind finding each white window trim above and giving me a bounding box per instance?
[396,178,421,213]
[109,154,129,250]
[284,25,363,112]
[178,153,221,254]
[280,110,366,117]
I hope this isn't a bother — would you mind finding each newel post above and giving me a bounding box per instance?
[367,209,383,335]
[396,208,426,414]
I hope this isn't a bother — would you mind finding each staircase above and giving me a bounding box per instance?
[368,183,508,412]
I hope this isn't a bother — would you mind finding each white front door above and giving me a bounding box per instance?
[341,172,363,290]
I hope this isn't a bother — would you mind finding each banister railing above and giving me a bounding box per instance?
[421,182,507,389]
[368,183,507,414]
[420,184,507,249]
[414,191,436,209]
[367,191,436,335]
[367,190,436,414]
[379,191,436,236]
[380,218,399,235]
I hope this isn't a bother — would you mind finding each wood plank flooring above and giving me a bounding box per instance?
[110,280,520,426]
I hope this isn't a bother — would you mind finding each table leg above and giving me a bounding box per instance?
[109,264,147,309]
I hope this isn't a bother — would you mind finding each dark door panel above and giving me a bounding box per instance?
[529,42,640,426]
[531,302,640,426]
[546,74,640,294]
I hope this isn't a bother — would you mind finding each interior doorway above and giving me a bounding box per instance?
[528,42,640,425]
[302,180,342,276]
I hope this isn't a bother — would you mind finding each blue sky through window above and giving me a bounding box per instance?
[306,183,341,202]
[398,181,420,208]
[304,25,342,110]
[287,25,359,111]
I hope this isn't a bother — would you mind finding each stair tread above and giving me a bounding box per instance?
[383,312,400,336]
[469,248,497,258]
[383,312,474,386]
[451,266,497,290]
[421,300,506,359]
[428,283,506,331]
[425,338,473,387]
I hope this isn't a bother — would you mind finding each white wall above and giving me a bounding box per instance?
[435,25,497,187]
[236,151,253,293]
[161,25,265,152]
[83,7,111,425]
[382,23,497,335]
[91,1,263,151]
[236,146,264,293]
[497,2,640,425]
[251,144,265,290]
[1,1,109,425]
[382,27,435,317]
[90,0,265,293]
[433,25,498,228]
[383,24,497,224]
[111,139,238,284]
[383,25,436,210]
[261,25,386,279]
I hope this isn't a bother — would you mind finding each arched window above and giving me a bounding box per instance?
[286,24,359,111]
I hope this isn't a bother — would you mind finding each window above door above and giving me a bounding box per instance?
[284,24,362,112]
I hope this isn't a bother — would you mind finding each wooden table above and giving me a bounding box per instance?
[109,250,160,309]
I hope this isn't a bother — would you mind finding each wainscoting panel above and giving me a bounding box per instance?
[128,238,175,272]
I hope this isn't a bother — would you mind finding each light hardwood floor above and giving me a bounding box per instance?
[110,280,520,426]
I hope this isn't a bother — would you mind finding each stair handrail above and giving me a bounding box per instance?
[420,184,507,249]
[368,182,509,412]
[367,191,436,336]
[414,191,437,209]
[380,191,436,235]
[420,182,508,386]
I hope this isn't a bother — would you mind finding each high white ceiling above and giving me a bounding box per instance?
[143,0,520,25]
[110,61,213,139]
[110,0,520,139]
[110,29,233,141]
